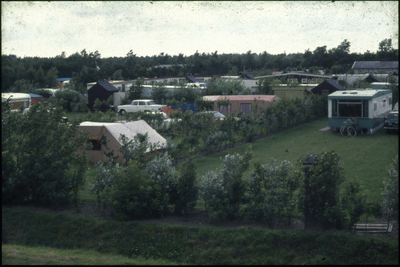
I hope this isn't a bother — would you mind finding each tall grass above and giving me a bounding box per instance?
[2,209,398,265]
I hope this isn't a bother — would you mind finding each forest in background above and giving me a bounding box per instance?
[1,38,398,93]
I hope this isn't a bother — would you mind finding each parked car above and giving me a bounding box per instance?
[117,99,165,115]
[196,111,226,120]
[384,110,398,133]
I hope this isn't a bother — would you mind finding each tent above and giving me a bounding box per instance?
[79,120,167,164]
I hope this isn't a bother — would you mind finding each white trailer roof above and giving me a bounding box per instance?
[2,93,31,101]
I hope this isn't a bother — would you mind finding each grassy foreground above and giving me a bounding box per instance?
[2,209,398,265]
[2,243,181,265]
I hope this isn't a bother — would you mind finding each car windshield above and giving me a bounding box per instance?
[387,113,398,119]
[147,101,156,105]
[214,112,225,118]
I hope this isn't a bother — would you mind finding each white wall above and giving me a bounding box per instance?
[370,92,392,118]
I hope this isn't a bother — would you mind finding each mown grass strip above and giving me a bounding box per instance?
[2,243,181,265]
[3,209,398,265]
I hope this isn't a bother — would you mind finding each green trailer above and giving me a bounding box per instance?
[328,89,392,134]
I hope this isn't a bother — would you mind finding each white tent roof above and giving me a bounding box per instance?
[80,120,167,150]
[2,93,31,101]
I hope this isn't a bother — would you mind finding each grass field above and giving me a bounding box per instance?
[2,243,181,265]
[2,209,398,265]
[80,118,398,205]
[194,118,398,203]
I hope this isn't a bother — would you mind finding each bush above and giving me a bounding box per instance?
[174,155,199,215]
[54,89,82,112]
[146,153,178,213]
[341,178,367,229]
[200,146,252,221]
[2,102,89,206]
[298,151,346,229]
[106,161,167,220]
[247,159,299,227]
[381,155,399,223]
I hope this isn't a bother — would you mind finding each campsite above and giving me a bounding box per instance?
[2,2,399,263]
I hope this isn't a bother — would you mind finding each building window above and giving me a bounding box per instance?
[362,100,368,118]
[88,139,101,150]
[338,100,362,117]
[332,100,338,117]
[301,78,307,83]
[219,105,231,115]
[240,103,251,115]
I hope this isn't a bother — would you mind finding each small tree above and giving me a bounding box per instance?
[118,133,152,168]
[199,145,252,221]
[151,83,167,104]
[105,161,167,220]
[298,151,346,229]
[248,159,298,227]
[341,178,367,229]
[129,80,143,100]
[2,103,89,206]
[174,154,199,215]
[194,96,214,111]
[146,152,178,214]
[381,155,399,226]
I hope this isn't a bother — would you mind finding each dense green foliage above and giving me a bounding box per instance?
[381,155,399,223]
[53,89,88,112]
[174,155,199,216]
[298,151,346,229]
[2,209,398,265]
[200,146,252,221]
[248,159,300,227]
[1,101,89,206]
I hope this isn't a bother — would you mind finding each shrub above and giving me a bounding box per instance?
[381,155,399,223]
[2,102,89,206]
[106,161,167,220]
[341,178,367,229]
[54,89,82,112]
[146,153,178,213]
[174,154,199,215]
[247,159,299,227]
[298,151,346,229]
[200,146,252,221]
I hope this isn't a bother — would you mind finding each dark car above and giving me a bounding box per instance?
[384,111,398,133]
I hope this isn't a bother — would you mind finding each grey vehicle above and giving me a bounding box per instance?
[384,111,398,133]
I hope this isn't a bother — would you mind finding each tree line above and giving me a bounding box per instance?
[2,38,398,93]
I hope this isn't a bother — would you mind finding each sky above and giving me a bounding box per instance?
[1,1,398,58]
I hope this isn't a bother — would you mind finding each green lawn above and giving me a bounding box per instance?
[2,243,181,265]
[195,118,398,203]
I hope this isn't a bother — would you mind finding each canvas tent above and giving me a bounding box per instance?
[79,120,167,164]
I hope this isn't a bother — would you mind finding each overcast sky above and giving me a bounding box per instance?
[1,1,398,58]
